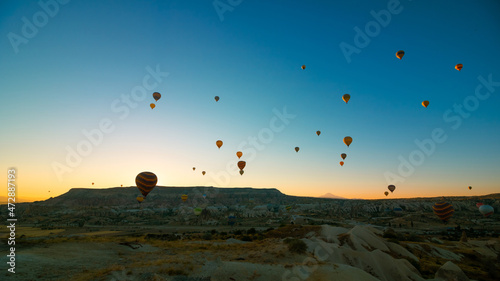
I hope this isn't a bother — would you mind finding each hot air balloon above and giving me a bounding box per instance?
[153,92,161,102]
[476,203,484,208]
[194,207,203,216]
[216,140,223,149]
[136,196,144,203]
[150,103,155,109]
[343,136,352,147]
[136,171,158,198]
[342,94,350,104]
[239,170,244,175]
[215,96,220,102]
[181,194,188,202]
[422,100,429,108]
[237,161,246,170]
[388,185,396,193]
[455,64,463,71]
[340,161,344,166]
[468,186,472,190]
[396,50,405,59]
[295,147,300,153]
[286,205,292,211]
[301,65,306,70]
[193,167,196,171]
[236,151,243,159]
[121,185,123,187]
[202,171,206,176]
[433,198,454,223]
[92,182,94,186]
[479,205,494,217]
[203,194,207,199]
[341,153,347,160]
[384,191,389,196]
[316,131,321,136]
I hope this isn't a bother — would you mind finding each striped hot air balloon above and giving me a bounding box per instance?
[153,92,161,102]
[433,198,454,223]
[181,194,188,202]
[135,172,157,197]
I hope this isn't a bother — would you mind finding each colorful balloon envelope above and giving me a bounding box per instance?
[396,50,405,60]
[422,100,429,108]
[433,199,454,223]
[194,207,203,216]
[136,172,157,197]
[479,205,494,217]
[295,147,300,153]
[343,136,352,147]
[341,153,347,160]
[384,191,389,196]
[136,196,144,203]
[388,185,396,193]
[342,94,350,104]
[203,194,207,199]
[476,203,484,208]
[181,194,188,202]
[455,64,463,71]
[153,92,161,102]
[237,161,246,170]
[316,131,321,136]
[216,140,223,149]
[215,96,220,102]
[236,151,243,159]
[468,186,472,190]
[150,103,155,109]
[339,161,344,166]
[301,65,306,70]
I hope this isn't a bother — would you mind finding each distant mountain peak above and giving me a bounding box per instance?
[319,193,346,199]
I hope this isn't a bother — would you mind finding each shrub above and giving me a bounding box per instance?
[241,235,252,242]
[247,228,257,235]
[286,238,307,254]
[202,233,212,240]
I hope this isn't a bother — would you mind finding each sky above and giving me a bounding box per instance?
[1,0,500,200]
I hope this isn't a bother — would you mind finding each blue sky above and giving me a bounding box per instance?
[1,0,499,200]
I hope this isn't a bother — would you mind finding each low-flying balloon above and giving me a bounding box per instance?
[216,140,223,149]
[181,194,188,202]
[433,198,454,223]
[301,65,306,70]
[236,151,243,159]
[153,92,161,102]
[340,161,344,166]
[136,171,158,198]
[343,136,352,147]
[150,103,155,109]
[203,194,207,199]
[215,96,220,102]
[341,153,347,160]
[479,205,494,217]
[316,131,321,136]
[136,196,144,203]
[476,203,484,208]
[295,147,300,153]
[384,191,389,196]
[396,50,405,59]
[455,64,463,71]
[388,185,396,193]
[194,207,203,216]
[342,94,350,104]
[422,100,429,108]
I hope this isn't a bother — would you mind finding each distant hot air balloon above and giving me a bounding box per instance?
[193,167,196,171]
[194,207,203,216]
[342,94,350,104]
[295,147,300,153]
[153,92,161,102]
[286,205,292,211]
[92,182,94,186]
[433,198,454,223]
[215,96,220,102]
[388,185,396,193]
[316,131,321,136]
[236,151,243,159]
[202,171,206,176]
[340,161,344,166]
[341,153,347,160]
[239,170,244,175]
[301,65,306,70]
[216,140,223,149]
[181,194,188,202]
[150,103,155,109]
[136,196,144,203]
[238,161,246,170]
[396,50,405,60]
[384,191,389,196]
[136,171,158,198]
[455,64,463,71]
[343,136,352,147]
[121,185,123,187]
[203,194,207,199]
[422,100,429,108]
[468,186,472,190]
[479,205,494,217]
